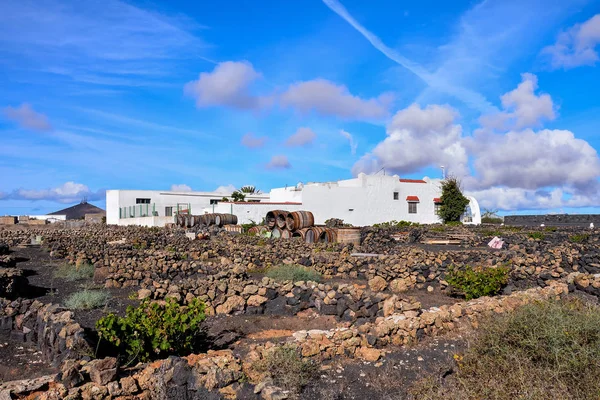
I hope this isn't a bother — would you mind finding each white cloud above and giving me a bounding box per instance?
[170,184,192,192]
[214,184,236,194]
[352,104,468,177]
[11,181,104,203]
[241,132,266,149]
[467,128,600,190]
[280,79,392,120]
[285,127,316,147]
[2,103,52,131]
[543,14,600,69]
[480,74,555,130]
[266,155,291,170]
[340,129,357,155]
[184,61,271,110]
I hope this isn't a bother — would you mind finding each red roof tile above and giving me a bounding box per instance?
[399,179,426,183]
[433,198,441,203]
[406,196,420,202]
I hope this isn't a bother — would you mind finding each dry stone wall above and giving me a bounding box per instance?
[0,299,90,366]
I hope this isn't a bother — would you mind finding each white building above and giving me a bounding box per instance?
[106,174,481,227]
[207,174,481,226]
[105,189,269,226]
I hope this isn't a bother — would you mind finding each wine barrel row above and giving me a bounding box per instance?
[175,213,237,228]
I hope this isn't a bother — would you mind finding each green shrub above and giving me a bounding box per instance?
[266,264,321,282]
[444,220,463,226]
[255,344,318,393]
[54,263,95,281]
[65,290,110,310]
[409,298,600,400]
[373,220,418,228]
[96,297,206,363]
[446,265,510,300]
[544,226,558,232]
[569,233,590,243]
[481,230,502,237]
[528,232,545,240]
[481,216,503,224]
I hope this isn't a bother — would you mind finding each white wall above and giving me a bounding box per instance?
[118,216,174,227]
[106,189,269,225]
[27,215,67,222]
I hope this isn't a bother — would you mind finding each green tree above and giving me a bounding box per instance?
[438,177,470,223]
[231,190,246,202]
[240,185,261,194]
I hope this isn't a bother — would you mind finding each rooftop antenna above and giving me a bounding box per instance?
[440,166,446,180]
[377,167,385,176]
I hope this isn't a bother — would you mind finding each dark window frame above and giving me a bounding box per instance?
[136,198,151,204]
[408,202,417,214]
[393,192,399,200]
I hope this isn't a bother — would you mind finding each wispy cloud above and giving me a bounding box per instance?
[266,155,292,170]
[170,184,192,192]
[339,129,357,155]
[0,0,209,86]
[322,0,495,113]
[2,103,52,131]
[75,107,216,139]
[241,133,267,149]
[285,127,316,147]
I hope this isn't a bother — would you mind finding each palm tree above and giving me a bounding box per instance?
[240,185,261,194]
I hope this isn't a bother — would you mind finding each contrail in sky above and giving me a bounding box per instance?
[322,0,496,113]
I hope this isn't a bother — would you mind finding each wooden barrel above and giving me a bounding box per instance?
[336,227,361,246]
[266,210,286,229]
[285,211,314,231]
[203,213,217,226]
[215,213,238,227]
[318,228,337,243]
[280,229,292,239]
[307,227,327,244]
[248,225,269,236]
[276,213,287,229]
[271,227,283,238]
[176,215,184,227]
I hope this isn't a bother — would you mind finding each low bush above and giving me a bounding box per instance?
[409,298,600,400]
[544,226,558,232]
[528,232,545,240]
[96,297,206,363]
[481,216,503,224]
[373,220,418,228]
[54,263,94,281]
[65,290,110,310]
[266,264,321,283]
[446,265,510,300]
[481,230,502,237]
[569,233,590,243]
[444,221,463,226]
[255,344,318,394]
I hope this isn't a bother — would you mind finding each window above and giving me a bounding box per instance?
[393,192,399,200]
[408,202,417,214]
[434,203,441,215]
[210,199,219,205]
[165,207,173,217]
[136,198,150,204]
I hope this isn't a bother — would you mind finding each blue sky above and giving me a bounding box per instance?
[1,0,600,216]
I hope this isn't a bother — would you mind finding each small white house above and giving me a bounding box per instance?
[106,174,481,227]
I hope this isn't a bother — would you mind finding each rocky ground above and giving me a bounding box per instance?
[0,224,598,399]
